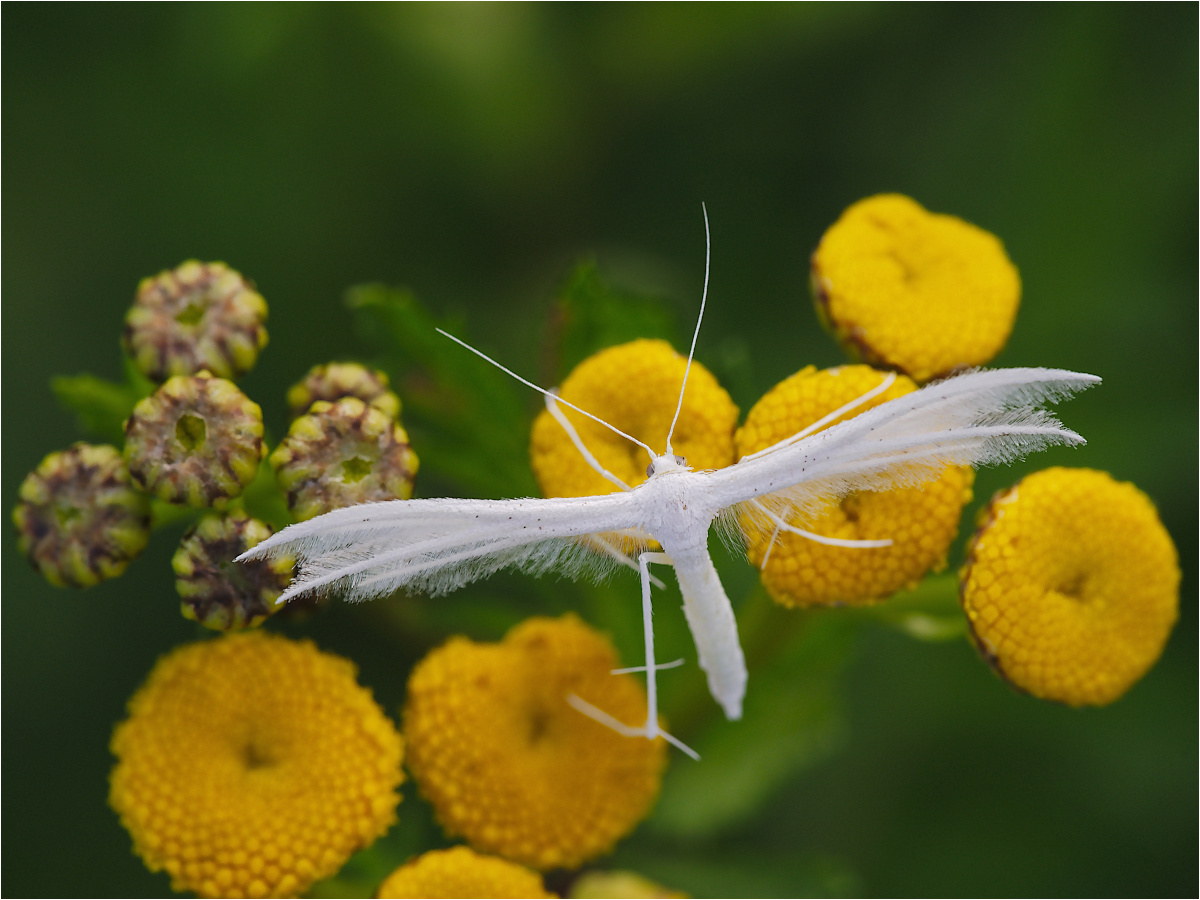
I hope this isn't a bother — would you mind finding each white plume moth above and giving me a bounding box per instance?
[242,208,1099,759]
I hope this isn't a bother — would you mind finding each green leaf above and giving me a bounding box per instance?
[550,260,678,379]
[50,359,155,444]
[648,599,859,839]
[346,284,536,500]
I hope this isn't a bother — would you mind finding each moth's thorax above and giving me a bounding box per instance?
[638,456,720,548]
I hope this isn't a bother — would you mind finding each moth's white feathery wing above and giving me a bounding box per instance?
[240,492,645,604]
[707,367,1100,537]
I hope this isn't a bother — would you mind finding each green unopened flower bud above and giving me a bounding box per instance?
[285,361,401,421]
[13,443,151,587]
[122,260,268,382]
[173,510,294,631]
[124,372,265,507]
[271,397,418,521]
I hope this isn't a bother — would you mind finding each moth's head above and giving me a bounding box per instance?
[646,453,688,478]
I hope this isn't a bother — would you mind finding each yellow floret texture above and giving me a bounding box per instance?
[531,339,738,498]
[376,846,554,899]
[404,615,667,871]
[109,632,405,899]
[960,467,1179,706]
[735,365,973,607]
[812,194,1020,383]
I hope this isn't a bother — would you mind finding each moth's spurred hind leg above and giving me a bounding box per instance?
[567,551,699,760]
[748,499,892,566]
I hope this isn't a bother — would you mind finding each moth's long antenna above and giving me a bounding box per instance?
[437,328,656,457]
[665,202,711,455]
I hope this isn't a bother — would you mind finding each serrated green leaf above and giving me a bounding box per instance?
[50,356,156,444]
[50,374,138,444]
[551,260,678,378]
[346,284,536,500]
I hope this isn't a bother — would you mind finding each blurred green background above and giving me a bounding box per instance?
[4,4,1196,897]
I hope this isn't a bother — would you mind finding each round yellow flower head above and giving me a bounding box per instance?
[109,632,404,899]
[531,339,738,499]
[735,365,974,607]
[811,194,1020,383]
[376,846,554,899]
[404,615,667,871]
[960,467,1180,706]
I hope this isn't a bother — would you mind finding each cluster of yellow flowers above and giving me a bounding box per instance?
[109,617,667,897]
[530,193,1179,708]
[97,193,1178,898]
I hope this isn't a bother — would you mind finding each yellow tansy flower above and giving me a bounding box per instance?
[109,632,404,899]
[530,339,738,499]
[735,365,973,608]
[376,846,554,899]
[404,615,667,871]
[811,194,1020,383]
[960,467,1179,706]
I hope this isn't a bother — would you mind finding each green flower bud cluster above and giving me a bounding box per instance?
[13,261,419,632]
[272,397,419,522]
[286,361,401,422]
[13,443,151,588]
[122,260,268,382]
[124,372,265,508]
[174,510,294,631]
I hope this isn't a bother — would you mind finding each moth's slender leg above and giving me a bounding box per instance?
[636,550,674,741]
[585,534,666,589]
[759,524,782,570]
[611,659,684,676]
[739,371,898,463]
[566,695,699,760]
[750,499,893,550]
[566,695,645,738]
[545,392,633,492]
[567,548,700,760]
[545,392,669,583]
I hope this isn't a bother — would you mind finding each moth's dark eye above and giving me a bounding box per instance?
[646,461,656,477]
[674,454,687,467]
